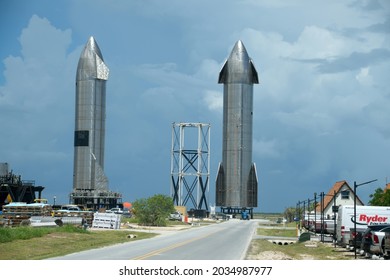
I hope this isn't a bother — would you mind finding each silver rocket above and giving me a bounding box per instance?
[73,36,109,191]
[216,40,259,208]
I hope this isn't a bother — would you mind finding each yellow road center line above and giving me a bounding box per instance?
[132,229,222,260]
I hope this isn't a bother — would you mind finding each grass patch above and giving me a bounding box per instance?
[0,226,156,260]
[0,225,87,243]
[253,213,281,220]
[122,216,190,227]
[252,220,354,260]
[247,239,352,260]
[122,216,142,224]
[257,227,297,238]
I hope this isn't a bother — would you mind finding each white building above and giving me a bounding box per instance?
[316,180,364,219]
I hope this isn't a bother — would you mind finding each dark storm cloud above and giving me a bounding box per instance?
[316,48,390,73]
[367,18,390,33]
[349,0,384,11]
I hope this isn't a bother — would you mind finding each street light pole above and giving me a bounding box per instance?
[314,193,317,235]
[333,190,337,248]
[353,179,377,259]
[297,201,302,221]
[318,191,337,244]
[307,197,315,232]
[303,200,306,228]
[320,192,324,242]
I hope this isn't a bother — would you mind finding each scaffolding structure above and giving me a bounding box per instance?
[171,122,210,211]
[0,163,44,208]
[69,189,122,211]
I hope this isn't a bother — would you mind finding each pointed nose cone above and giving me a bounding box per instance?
[76,36,109,81]
[85,36,104,60]
[218,40,259,84]
[229,40,249,64]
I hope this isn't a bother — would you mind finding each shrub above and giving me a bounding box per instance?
[132,194,175,227]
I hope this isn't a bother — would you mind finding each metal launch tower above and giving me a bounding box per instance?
[171,122,210,211]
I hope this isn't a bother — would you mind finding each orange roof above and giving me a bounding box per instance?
[385,183,390,192]
[316,180,364,212]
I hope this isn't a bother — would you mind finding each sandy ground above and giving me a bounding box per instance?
[247,250,294,260]
[246,239,357,260]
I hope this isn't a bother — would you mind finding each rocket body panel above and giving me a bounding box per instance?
[216,40,258,208]
[73,37,109,191]
[222,83,254,206]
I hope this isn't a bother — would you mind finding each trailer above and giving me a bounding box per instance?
[302,213,322,230]
[336,205,390,247]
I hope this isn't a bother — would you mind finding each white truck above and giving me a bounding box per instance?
[336,205,390,247]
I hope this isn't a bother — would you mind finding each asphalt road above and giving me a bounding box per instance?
[48,219,258,260]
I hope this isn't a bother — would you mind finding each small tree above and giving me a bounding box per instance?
[368,188,390,206]
[132,194,175,226]
[283,207,296,222]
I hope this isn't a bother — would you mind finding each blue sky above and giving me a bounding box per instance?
[0,0,389,212]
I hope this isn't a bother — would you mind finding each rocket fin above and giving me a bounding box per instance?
[247,163,258,207]
[218,60,228,84]
[96,54,109,80]
[91,151,108,191]
[94,162,108,191]
[250,60,259,84]
[215,162,225,206]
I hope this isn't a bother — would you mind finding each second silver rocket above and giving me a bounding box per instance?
[216,40,259,208]
[73,36,109,191]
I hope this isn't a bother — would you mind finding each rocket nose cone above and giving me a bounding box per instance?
[83,36,104,61]
[218,40,259,84]
[229,40,250,62]
[76,36,109,81]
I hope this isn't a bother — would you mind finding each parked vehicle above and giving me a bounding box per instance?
[122,209,132,217]
[169,211,182,221]
[384,231,390,258]
[360,224,390,257]
[302,214,322,231]
[58,204,81,212]
[324,220,336,235]
[369,225,390,257]
[311,219,335,234]
[348,227,365,251]
[106,208,123,214]
[336,205,390,247]
[241,210,250,220]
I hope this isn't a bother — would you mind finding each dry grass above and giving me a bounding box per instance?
[257,227,297,238]
[0,228,156,260]
[248,223,355,260]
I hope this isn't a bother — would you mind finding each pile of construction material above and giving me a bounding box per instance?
[2,202,52,226]
[52,210,94,227]
[29,216,86,227]
[1,202,94,227]
[92,212,121,229]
